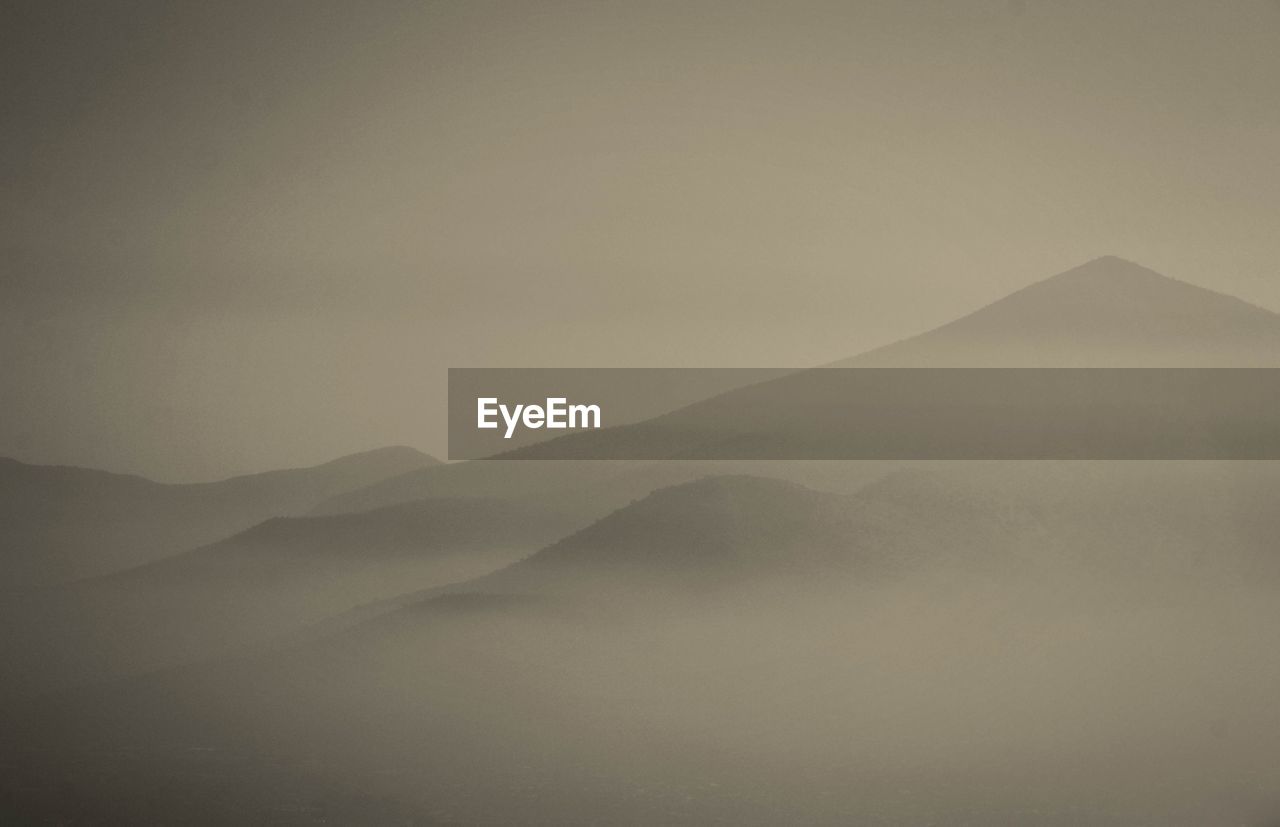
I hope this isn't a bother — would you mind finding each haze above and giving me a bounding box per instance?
[4,0,1280,479]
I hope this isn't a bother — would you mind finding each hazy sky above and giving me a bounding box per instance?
[3,0,1279,479]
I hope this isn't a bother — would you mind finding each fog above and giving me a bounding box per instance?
[6,462,1280,824]
[6,3,1280,823]
[8,535,1280,824]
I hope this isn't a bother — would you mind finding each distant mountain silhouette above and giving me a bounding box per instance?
[319,258,1280,495]
[309,459,635,516]
[22,459,1280,824]
[0,494,570,698]
[513,475,861,579]
[836,256,1280,367]
[198,495,566,562]
[436,472,1042,601]
[493,257,1280,460]
[309,457,896,538]
[351,458,1280,616]
[0,446,438,588]
[12,258,1280,826]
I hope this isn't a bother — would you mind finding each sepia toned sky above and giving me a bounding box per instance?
[3,0,1279,479]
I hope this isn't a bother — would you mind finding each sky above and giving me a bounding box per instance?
[2,0,1279,480]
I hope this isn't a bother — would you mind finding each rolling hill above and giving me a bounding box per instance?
[11,257,1280,824]
[0,493,572,698]
[0,446,439,589]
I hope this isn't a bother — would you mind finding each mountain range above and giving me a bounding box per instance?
[0,446,438,589]
[0,494,575,698]
[8,256,1280,825]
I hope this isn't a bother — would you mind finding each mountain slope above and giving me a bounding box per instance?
[35,464,1280,825]
[435,472,1044,602]
[837,256,1280,367]
[361,458,1280,614]
[317,257,1280,495]
[494,257,1280,460]
[309,458,635,516]
[0,446,439,588]
[308,457,892,521]
[10,258,1280,825]
[0,494,570,698]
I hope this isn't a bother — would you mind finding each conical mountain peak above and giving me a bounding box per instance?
[838,257,1280,367]
[1017,255,1214,301]
[1040,255,1172,285]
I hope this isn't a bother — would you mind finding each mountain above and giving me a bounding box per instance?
[31,464,1280,825]
[0,446,439,588]
[309,458,636,516]
[0,494,572,698]
[11,258,1280,825]
[500,475,864,585]
[316,257,1280,492]
[357,458,1280,615]
[431,472,1045,603]
[490,257,1280,460]
[308,454,895,521]
[836,256,1280,367]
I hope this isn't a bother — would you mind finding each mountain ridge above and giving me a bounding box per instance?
[0,444,438,487]
[0,445,441,587]
[311,256,1280,509]
[434,471,1039,602]
[836,256,1280,367]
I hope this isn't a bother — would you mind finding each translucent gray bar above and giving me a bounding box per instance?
[448,368,1280,460]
